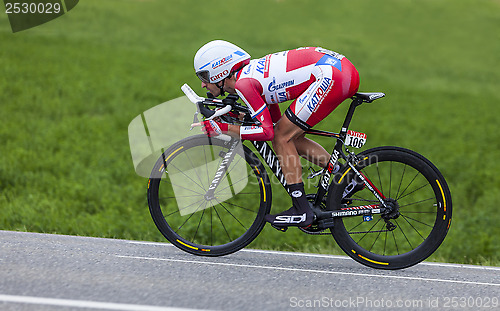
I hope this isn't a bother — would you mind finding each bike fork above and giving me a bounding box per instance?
[203,138,240,200]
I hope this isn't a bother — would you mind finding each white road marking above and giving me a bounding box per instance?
[115,255,500,287]
[0,294,211,311]
[126,242,500,271]
[241,249,500,271]
[418,261,500,270]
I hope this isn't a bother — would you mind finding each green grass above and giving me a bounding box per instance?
[0,0,499,266]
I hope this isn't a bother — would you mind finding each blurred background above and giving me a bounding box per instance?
[0,0,498,265]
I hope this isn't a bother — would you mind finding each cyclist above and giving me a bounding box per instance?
[193,40,360,227]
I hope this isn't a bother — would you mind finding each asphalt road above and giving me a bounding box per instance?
[0,230,498,311]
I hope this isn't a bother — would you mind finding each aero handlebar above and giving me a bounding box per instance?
[181,83,232,121]
[182,84,232,141]
[181,83,204,104]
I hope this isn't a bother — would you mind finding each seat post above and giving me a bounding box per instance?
[340,97,362,134]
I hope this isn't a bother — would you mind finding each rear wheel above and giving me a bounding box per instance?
[147,135,271,256]
[328,147,452,269]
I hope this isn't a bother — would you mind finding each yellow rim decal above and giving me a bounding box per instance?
[254,166,260,175]
[358,254,389,265]
[260,177,266,202]
[165,146,184,163]
[176,239,198,250]
[159,146,184,172]
[436,179,447,212]
[338,168,351,184]
[201,249,210,252]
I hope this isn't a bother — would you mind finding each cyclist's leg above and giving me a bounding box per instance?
[265,117,314,227]
[265,57,359,227]
[265,64,343,226]
[272,117,305,185]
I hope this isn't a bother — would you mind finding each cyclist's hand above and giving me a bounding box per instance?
[201,120,228,137]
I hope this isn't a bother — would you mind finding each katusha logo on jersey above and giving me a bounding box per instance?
[212,54,233,69]
[306,77,332,113]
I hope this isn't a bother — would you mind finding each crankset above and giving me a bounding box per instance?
[299,195,333,235]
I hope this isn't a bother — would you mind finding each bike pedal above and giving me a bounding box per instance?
[271,224,288,232]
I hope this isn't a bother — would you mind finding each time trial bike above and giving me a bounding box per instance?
[146,84,452,270]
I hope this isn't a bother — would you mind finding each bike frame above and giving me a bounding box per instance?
[251,96,387,209]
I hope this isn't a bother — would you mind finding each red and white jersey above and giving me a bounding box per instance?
[235,47,359,141]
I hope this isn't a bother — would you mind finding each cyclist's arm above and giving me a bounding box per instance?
[234,78,274,141]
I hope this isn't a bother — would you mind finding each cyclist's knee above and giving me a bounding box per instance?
[272,132,294,156]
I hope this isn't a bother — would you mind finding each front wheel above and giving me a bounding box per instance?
[328,147,452,269]
[147,135,272,256]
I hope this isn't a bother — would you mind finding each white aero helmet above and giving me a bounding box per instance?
[194,40,251,84]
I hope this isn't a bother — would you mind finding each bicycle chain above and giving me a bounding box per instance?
[298,225,331,235]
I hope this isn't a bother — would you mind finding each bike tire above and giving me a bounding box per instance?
[147,135,271,256]
[328,146,452,269]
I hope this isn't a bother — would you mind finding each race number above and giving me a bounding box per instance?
[345,130,367,148]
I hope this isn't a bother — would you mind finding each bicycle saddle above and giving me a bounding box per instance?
[353,92,386,103]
